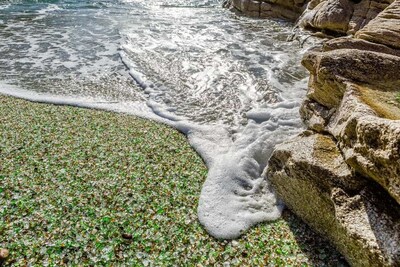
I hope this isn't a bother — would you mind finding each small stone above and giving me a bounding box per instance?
[0,248,9,260]
[122,233,133,240]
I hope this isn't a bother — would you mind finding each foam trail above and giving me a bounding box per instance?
[0,82,165,123]
[196,105,303,239]
[113,65,305,238]
[0,77,305,240]
[0,0,320,240]
[143,93,304,239]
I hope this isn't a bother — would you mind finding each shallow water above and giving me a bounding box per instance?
[0,0,317,238]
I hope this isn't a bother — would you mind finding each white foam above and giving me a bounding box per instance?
[0,4,10,10]
[118,52,309,238]
[141,94,305,239]
[0,82,163,123]
[0,0,320,239]
[0,74,305,241]
[32,4,62,21]
[195,99,306,238]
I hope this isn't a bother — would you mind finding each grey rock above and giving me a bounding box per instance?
[300,0,354,33]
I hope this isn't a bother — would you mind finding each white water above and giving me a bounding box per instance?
[0,0,318,239]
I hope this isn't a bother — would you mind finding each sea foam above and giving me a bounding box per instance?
[0,65,307,240]
[0,0,319,239]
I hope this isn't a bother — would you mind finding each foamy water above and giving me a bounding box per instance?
[0,0,318,239]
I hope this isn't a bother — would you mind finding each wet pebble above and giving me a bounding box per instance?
[0,248,9,261]
[122,233,133,240]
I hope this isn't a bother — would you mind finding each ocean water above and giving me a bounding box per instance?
[0,0,317,239]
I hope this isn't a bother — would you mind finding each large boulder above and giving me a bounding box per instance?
[301,49,400,108]
[267,132,400,266]
[297,0,392,35]
[299,0,354,33]
[228,0,308,20]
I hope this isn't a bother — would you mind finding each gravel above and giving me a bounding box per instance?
[0,95,347,266]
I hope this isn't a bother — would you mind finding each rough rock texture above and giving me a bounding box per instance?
[266,5,400,265]
[227,0,308,21]
[323,37,400,57]
[347,0,391,34]
[268,132,400,266]
[268,38,400,267]
[226,0,395,36]
[325,87,400,205]
[227,0,400,264]
[301,45,400,204]
[355,0,400,48]
[302,49,400,104]
[298,0,394,35]
[270,84,400,267]
[299,0,354,33]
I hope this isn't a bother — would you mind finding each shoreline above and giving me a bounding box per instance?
[0,94,346,265]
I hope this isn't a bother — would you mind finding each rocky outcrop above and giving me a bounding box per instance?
[300,46,400,205]
[227,0,400,264]
[299,0,394,35]
[266,4,400,266]
[269,59,400,266]
[325,87,400,203]
[301,49,400,108]
[226,0,308,21]
[299,0,354,33]
[227,0,395,36]
[268,132,400,266]
[355,0,400,48]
